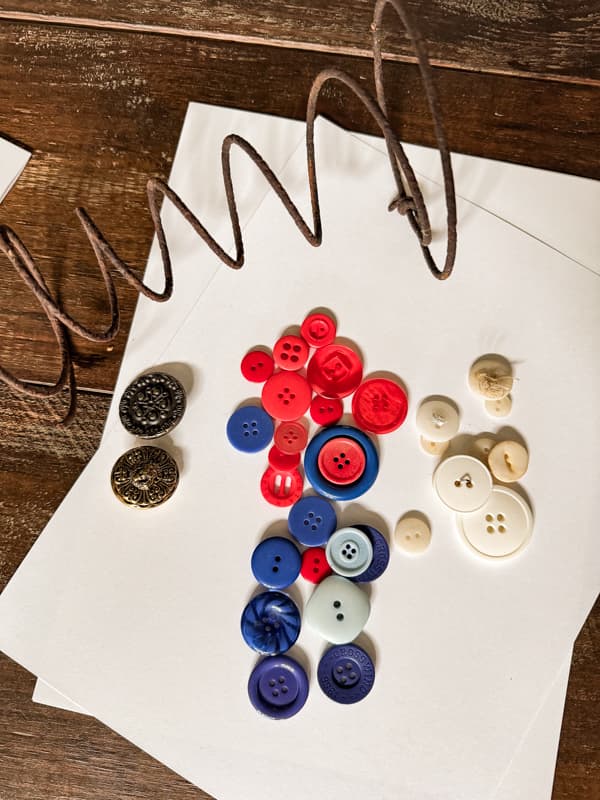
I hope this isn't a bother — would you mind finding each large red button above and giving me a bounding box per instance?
[317,436,366,485]
[274,420,308,454]
[300,547,332,583]
[268,446,301,472]
[241,350,274,383]
[300,313,336,348]
[261,372,312,421]
[260,466,304,507]
[310,395,344,427]
[306,344,363,399]
[273,335,309,371]
[352,378,408,434]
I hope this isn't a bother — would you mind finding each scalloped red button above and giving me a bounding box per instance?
[352,378,408,434]
[300,313,336,348]
[260,466,304,507]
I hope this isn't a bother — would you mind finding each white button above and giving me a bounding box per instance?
[416,397,460,442]
[433,455,493,512]
[485,394,512,418]
[304,575,370,644]
[457,486,533,559]
[394,515,431,554]
[472,436,496,462]
[488,440,529,483]
[468,355,513,400]
[420,436,450,457]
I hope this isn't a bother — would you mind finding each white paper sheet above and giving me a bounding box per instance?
[0,136,30,203]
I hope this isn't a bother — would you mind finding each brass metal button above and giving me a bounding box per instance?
[111,446,179,508]
[119,372,186,438]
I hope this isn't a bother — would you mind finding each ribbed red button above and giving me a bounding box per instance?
[307,344,363,399]
[241,350,274,383]
[261,372,312,421]
[260,466,304,507]
[300,547,332,583]
[310,395,344,427]
[317,436,366,485]
[273,335,309,371]
[268,446,301,472]
[300,313,336,348]
[274,420,308,454]
[352,378,408,434]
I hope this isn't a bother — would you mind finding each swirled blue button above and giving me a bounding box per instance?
[248,655,309,719]
[325,527,373,578]
[350,524,390,583]
[317,644,375,704]
[251,537,301,589]
[226,406,274,453]
[241,591,301,655]
[304,425,379,501]
[287,495,337,546]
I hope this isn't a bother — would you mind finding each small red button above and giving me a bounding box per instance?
[352,378,408,434]
[310,396,344,427]
[240,350,274,383]
[268,446,301,472]
[274,420,308,454]
[260,466,304,507]
[307,344,363,399]
[300,547,332,583]
[317,436,366,485]
[261,372,312,421]
[273,335,309,371]
[300,313,336,348]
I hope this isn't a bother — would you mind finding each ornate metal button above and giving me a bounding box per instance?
[111,446,179,508]
[119,372,186,438]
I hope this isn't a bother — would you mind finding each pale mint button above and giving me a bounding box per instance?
[325,527,373,578]
[304,575,370,644]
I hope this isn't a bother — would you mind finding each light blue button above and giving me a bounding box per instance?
[325,527,373,578]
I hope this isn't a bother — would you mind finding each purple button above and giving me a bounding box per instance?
[317,644,375,704]
[248,655,309,719]
[351,524,390,582]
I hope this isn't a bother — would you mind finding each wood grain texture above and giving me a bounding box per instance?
[0,0,598,83]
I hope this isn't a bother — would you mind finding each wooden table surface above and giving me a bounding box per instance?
[0,2,598,798]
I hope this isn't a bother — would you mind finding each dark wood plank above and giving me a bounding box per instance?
[0,1,598,83]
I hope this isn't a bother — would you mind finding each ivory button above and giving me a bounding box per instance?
[433,454,493,513]
[472,436,496,462]
[468,355,513,400]
[457,486,533,559]
[420,436,450,457]
[488,440,529,483]
[394,515,431,555]
[416,397,460,443]
[305,575,370,644]
[485,394,513,418]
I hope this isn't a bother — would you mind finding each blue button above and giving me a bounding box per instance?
[351,524,390,583]
[251,537,301,589]
[317,643,375,704]
[288,495,337,546]
[226,406,274,453]
[248,655,309,719]
[304,426,379,501]
[241,591,301,655]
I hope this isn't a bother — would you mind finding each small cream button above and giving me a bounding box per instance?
[457,486,533,559]
[488,440,529,483]
[472,436,496,462]
[420,436,450,457]
[468,355,513,400]
[416,397,460,443]
[433,454,493,512]
[394,515,431,554]
[485,394,512,418]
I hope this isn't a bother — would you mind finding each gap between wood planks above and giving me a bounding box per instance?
[1,8,599,88]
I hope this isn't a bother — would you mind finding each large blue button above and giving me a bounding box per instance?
[287,495,337,546]
[248,655,309,719]
[317,643,375,704]
[351,524,390,583]
[241,591,301,655]
[251,537,301,589]
[226,406,274,453]
[304,425,379,501]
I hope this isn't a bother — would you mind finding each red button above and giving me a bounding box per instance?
[268,446,301,472]
[240,350,274,383]
[261,372,312,421]
[317,436,366,485]
[310,396,344,427]
[260,466,304,507]
[274,420,308,454]
[273,335,309,371]
[300,313,336,348]
[300,547,332,583]
[352,378,408,434]
[306,344,363,399]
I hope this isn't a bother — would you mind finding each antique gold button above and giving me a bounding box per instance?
[119,372,186,438]
[111,446,179,508]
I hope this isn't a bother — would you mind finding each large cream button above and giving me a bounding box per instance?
[433,455,493,512]
[488,440,529,483]
[468,355,513,400]
[394,515,431,554]
[485,394,512,418]
[416,397,460,443]
[457,486,533,559]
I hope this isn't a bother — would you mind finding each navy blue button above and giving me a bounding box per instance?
[288,495,337,546]
[317,643,375,704]
[351,524,390,582]
[251,537,301,589]
[304,426,379,501]
[248,655,309,719]
[226,406,274,453]
[241,591,301,655]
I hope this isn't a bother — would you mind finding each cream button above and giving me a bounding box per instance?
[472,436,496,462]
[488,440,529,483]
[457,486,533,559]
[468,355,513,400]
[304,575,370,644]
[420,436,450,457]
[394,515,431,554]
[485,394,512,418]
[416,397,460,443]
[433,454,493,512]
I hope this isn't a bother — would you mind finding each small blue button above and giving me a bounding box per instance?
[241,591,301,655]
[226,406,274,453]
[251,537,301,589]
[248,655,309,719]
[351,524,390,583]
[288,495,337,546]
[317,643,375,704]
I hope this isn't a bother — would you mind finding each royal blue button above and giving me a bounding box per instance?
[241,591,301,655]
[226,406,274,453]
[251,537,301,589]
[304,426,379,501]
[317,643,375,704]
[351,524,390,582]
[288,495,337,546]
[248,655,309,719]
